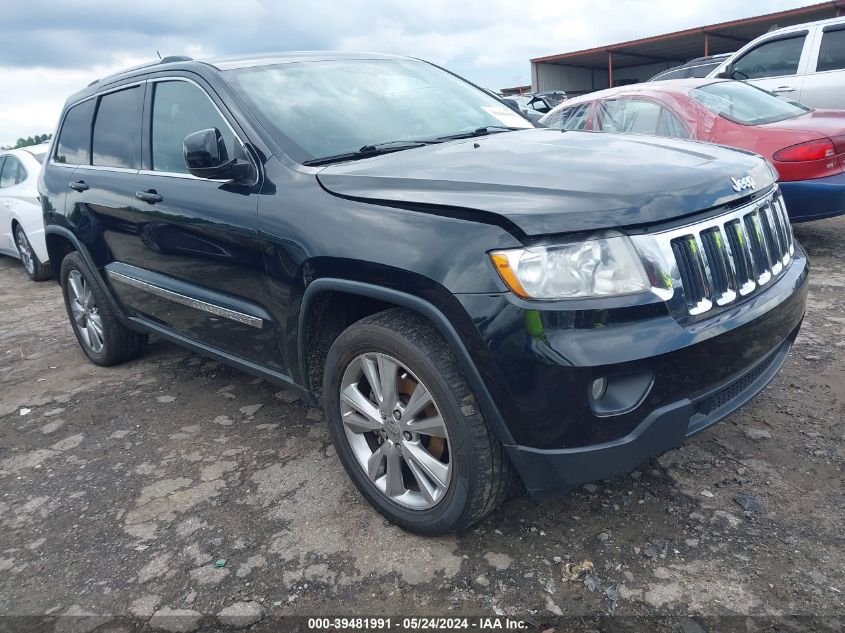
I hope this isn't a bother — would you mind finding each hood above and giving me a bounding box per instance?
[317,128,775,237]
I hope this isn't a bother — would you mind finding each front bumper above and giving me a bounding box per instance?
[780,171,845,223]
[456,243,808,497]
[508,325,798,497]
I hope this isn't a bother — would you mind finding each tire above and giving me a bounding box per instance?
[323,308,515,535]
[60,251,147,366]
[14,225,51,281]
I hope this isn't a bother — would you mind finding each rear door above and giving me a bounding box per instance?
[800,23,845,109]
[105,74,275,368]
[62,81,145,273]
[728,31,811,99]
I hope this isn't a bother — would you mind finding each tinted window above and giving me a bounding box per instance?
[92,87,143,169]
[151,81,235,174]
[692,81,809,125]
[816,28,845,72]
[0,156,25,187]
[56,99,95,165]
[732,35,805,79]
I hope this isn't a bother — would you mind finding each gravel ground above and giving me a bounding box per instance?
[0,217,842,632]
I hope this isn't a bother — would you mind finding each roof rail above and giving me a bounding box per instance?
[160,55,193,64]
[84,56,194,88]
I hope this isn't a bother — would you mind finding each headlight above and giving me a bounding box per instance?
[489,236,650,300]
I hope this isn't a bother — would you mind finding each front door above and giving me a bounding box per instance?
[729,32,810,100]
[103,76,277,369]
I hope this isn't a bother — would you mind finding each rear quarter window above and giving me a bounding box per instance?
[55,99,96,165]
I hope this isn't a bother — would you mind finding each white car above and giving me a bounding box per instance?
[0,143,51,281]
[708,16,845,109]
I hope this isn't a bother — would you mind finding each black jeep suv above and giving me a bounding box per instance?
[40,52,808,535]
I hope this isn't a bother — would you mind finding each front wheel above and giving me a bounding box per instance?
[323,308,514,535]
[14,226,51,281]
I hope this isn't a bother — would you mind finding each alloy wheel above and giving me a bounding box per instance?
[15,227,35,275]
[339,352,452,510]
[68,270,104,353]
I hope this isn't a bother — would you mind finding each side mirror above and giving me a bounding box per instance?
[716,69,733,79]
[183,128,250,180]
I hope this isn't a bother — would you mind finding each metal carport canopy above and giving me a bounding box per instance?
[531,1,845,83]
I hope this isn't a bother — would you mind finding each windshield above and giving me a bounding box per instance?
[691,81,810,125]
[223,58,533,163]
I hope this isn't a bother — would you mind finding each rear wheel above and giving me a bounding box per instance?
[60,252,147,366]
[14,226,51,281]
[323,308,514,535]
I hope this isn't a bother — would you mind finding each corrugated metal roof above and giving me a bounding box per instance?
[532,1,845,70]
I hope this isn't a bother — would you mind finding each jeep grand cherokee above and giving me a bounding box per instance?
[39,53,808,535]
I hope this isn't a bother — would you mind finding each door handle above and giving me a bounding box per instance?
[68,180,89,192]
[135,190,163,204]
[772,86,796,93]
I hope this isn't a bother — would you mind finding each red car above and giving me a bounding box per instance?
[540,79,845,222]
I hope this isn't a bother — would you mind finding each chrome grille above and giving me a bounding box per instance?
[631,188,795,319]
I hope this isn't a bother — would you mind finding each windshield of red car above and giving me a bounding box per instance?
[691,81,810,126]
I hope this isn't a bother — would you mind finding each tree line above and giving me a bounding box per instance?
[1,133,52,150]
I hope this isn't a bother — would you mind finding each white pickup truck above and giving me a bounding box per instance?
[708,16,845,109]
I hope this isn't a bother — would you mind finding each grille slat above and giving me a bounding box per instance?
[760,203,784,275]
[649,189,795,318]
[671,236,712,315]
[724,219,756,296]
[744,211,773,286]
[700,227,737,305]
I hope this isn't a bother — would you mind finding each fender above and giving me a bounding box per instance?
[44,225,126,316]
[298,278,516,446]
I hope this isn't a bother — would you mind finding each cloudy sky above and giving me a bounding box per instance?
[0,0,814,146]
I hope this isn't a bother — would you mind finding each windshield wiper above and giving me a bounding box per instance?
[303,140,438,166]
[434,125,526,141]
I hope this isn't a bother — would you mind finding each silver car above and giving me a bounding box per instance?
[708,16,845,109]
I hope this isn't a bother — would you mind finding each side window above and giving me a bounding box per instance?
[653,67,688,81]
[55,99,96,165]
[151,81,236,174]
[0,157,24,187]
[561,103,590,130]
[732,35,806,79]
[657,108,690,139]
[0,157,15,188]
[816,28,845,72]
[528,98,550,114]
[689,62,722,78]
[597,99,661,134]
[92,86,143,169]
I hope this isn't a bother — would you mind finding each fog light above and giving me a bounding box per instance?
[591,377,608,401]
[589,370,654,416]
